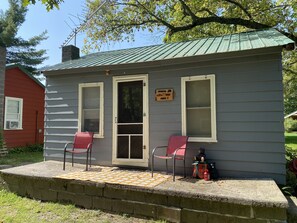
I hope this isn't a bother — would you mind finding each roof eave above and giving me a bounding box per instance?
[42,46,283,76]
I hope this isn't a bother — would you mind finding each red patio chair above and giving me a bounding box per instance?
[63,132,94,171]
[151,135,188,181]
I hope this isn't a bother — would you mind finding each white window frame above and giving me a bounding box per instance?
[4,96,23,130]
[181,74,217,142]
[78,82,104,138]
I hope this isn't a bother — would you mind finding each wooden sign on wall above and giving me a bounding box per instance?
[155,89,174,101]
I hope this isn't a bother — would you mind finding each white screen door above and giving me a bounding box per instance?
[112,75,148,167]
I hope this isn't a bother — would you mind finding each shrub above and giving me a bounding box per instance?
[284,118,297,132]
[285,146,297,195]
[0,129,3,149]
[9,144,43,154]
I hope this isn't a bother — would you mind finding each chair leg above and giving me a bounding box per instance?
[151,156,154,178]
[63,151,66,170]
[183,159,186,178]
[166,159,168,175]
[89,149,92,168]
[173,158,176,181]
[86,150,89,171]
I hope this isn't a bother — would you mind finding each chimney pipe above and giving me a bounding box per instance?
[62,45,80,62]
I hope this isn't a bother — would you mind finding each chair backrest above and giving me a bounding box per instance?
[73,132,94,149]
[167,135,188,156]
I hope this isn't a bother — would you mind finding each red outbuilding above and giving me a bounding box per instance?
[3,64,44,148]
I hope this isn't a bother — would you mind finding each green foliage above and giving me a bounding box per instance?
[80,0,296,51]
[0,0,48,72]
[284,133,297,196]
[283,50,297,115]
[0,151,43,166]
[23,0,64,11]
[0,0,26,47]
[284,118,297,132]
[8,144,43,154]
[0,129,3,149]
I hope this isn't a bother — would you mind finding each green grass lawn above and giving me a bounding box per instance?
[0,189,161,223]
[0,151,43,166]
[285,132,297,150]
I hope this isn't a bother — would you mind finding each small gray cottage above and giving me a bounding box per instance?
[43,29,294,184]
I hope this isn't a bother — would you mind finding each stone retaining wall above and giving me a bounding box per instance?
[0,172,287,223]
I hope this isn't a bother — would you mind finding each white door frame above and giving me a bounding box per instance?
[112,74,149,167]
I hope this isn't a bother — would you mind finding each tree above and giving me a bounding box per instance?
[24,0,297,113]
[0,0,48,72]
[23,0,64,11]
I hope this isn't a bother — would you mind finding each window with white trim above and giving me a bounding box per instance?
[4,97,23,130]
[181,75,217,142]
[78,82,104,138]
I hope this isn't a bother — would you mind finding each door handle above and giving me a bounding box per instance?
[143,145,146,150]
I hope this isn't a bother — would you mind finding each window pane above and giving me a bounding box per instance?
[118,124,142,134]
[117,136,129,158]
[130,136,143,159]
[187,108,211,137]
[118,81,143,123]
[7,100,19,113]
[83,109,99,133]
[83,87,100,109]
[186,80,210,107]
[6,114,19,120]
[81,86,100,133]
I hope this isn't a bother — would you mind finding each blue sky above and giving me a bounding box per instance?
[1,0,163,67]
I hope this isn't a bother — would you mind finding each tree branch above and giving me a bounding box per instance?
[223,0,252,20]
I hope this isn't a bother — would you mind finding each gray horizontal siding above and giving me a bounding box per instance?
[44,50,285,184]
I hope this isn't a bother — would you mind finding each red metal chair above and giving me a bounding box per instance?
[151,135,188,181]
[63,132,94,171]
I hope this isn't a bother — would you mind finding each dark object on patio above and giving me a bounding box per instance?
[151,135,188,181]
[208,162,219,180]
[63,132,94,171]
[194,148,206,162]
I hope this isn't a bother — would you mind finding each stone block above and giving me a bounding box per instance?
[51,179,69,191]
[84,183,103,196]
[125,190,146,202]
[57,191,75,204]
[33,178,52,189]
[206,212,267,223]
[145,192,168,205]
[93,197,112,211]
[133,201,156,218]
[168,195,181,207]
[156,205,181,223]
[253,206,287,221]
[31,188,43,200]
[181,209,207,223]
[111,199,134,214]
[180,197,194,209]
[67,181,85,194]
[41,189,58,202]
[74,194,93,209]
[104,187,127,199]
[185,198,252,218]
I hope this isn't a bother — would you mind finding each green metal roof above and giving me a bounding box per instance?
[44,29,294,72]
